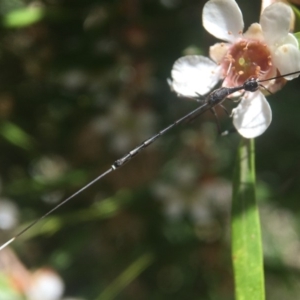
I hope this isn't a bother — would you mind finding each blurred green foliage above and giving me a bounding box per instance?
[3,7,45,28]
[0,0,300,299]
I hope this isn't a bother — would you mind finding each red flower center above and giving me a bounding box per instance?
[222,39,273,86]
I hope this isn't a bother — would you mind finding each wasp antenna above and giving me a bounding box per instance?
[258,84,273,95]
[259,70,300,83]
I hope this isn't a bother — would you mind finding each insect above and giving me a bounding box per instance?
[0,70,299,251]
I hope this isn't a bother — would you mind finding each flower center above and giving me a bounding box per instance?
[222,39,272,86]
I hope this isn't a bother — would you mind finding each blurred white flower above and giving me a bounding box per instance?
[154,178,232,231]
[0,198,19,230]
[25,268,64,300]
[261,204,300,270]
[29,155,68,204]
[30,155,68,182]
[60,69,89,91]
[91,101,157,154]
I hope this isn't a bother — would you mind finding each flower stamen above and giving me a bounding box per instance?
[222,39,273,86]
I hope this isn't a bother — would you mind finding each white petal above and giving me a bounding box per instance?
[243,23,264,41]
[209,42,230,64]
[280,33,299,48]
[272,44,300,79]
[232,91,272,138]
[170,55,221,97]
[203,0,244,43]
[261,0,274,13]
[260,2,292,45]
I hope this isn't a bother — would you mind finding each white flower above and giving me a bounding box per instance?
[25,268,65,300]
[170,0,300,138]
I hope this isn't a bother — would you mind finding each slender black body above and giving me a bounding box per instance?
[0,72,298,251]
[112,78,260,169]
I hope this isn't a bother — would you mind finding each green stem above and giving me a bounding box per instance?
[231,138,265,300]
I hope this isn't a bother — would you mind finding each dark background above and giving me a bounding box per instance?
[0,0,300,299]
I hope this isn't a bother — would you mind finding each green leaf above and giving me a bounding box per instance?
[0,273,23,300]
[16,190,133,240]
[292,5,300,32]
[294,32,300,48]
[0,121,35,150]
[231,138,265,300]
[3,6,45,28]
[96,252,155,300]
